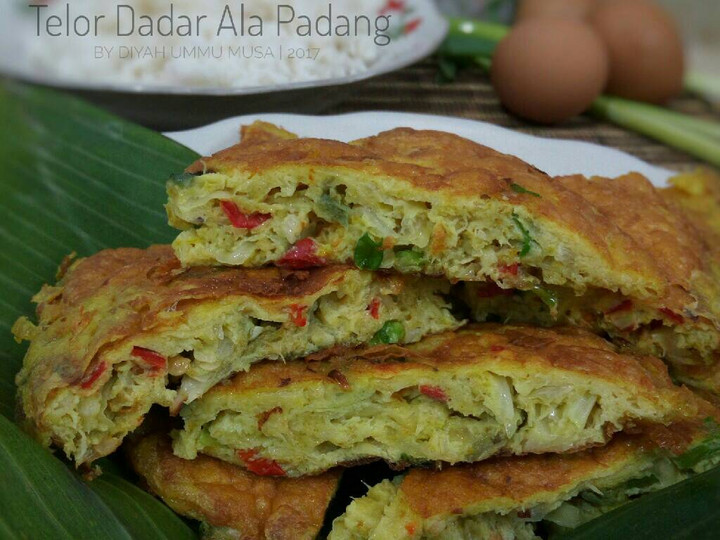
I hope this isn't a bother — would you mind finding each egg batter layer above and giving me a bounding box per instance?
[166,123,720,372]
[462,283,720,388]
[168,123,664,296]
[13,245,458,465]
[462,169,720,396]
[128,432,340,540]
[329,418,720,540]
[660,169,720,392]
[175,325,702,477]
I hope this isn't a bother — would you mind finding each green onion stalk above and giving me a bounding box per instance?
[441,17,720,168]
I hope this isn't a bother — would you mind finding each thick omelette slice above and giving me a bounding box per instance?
[127,432,340,540]
[13,245,459,465]
[167,123,720,378]
[168,123,663,298]
[465,169,720,394]
[329,419,720,540]
[175,324,703,477]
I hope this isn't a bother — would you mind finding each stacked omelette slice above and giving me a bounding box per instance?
[14,121,720,539]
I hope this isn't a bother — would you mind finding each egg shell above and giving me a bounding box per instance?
[491,19,609,124]
[591,0,685,104]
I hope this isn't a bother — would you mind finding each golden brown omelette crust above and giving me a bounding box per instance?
[185,124,720,310]
[127,433,339,540]
[206,324,689,403]
[558,173,707,313]
[17,245,354,433]
[662,169,720,241]
[399,420,710,520]
[240,121,298,144]
[57,245,350,306]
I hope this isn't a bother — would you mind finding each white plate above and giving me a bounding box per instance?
[0,0,446,96]
[166,111,674,186]
[0,1,447,129]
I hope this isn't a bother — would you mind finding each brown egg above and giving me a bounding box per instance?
[491,19,609,124]
[516,0,597,22]
[591,0,685,104]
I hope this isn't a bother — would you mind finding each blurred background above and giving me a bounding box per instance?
[2,0,717,168]
[657,0,719,77]
[438,0,719,78]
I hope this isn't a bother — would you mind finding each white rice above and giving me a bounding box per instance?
[28,0,390,89]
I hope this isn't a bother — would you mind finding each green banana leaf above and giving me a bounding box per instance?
[0,414,195,539]
[560,464,720,540]
[0,79,198,389]
[0,79,198,538]
[1,78,720,539]
[89,473,196,539]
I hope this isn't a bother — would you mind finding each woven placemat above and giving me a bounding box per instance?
[327,58,718,171]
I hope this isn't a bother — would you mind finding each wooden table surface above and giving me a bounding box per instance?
[327,58,719,172]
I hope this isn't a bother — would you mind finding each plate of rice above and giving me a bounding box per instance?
[0,0,446,128]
